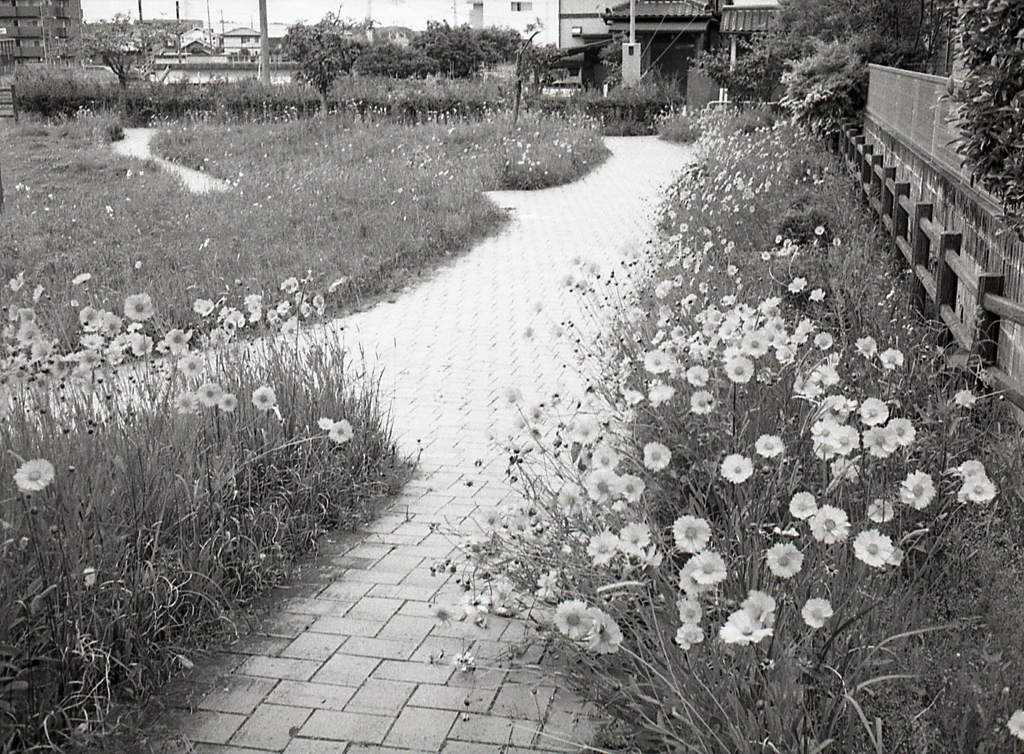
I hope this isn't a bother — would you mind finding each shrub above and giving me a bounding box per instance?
[658,111,703,144]
[780,40,867,141]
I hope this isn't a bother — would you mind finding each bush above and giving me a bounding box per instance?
[780,40,867,141]
[658,111,703,144]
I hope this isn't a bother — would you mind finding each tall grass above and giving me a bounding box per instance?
[449,110,1024,753]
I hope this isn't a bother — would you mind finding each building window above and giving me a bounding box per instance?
[510,2,532,11]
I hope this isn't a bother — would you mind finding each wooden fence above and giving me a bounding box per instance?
[840,122,1024,411]
[0,84,18,122]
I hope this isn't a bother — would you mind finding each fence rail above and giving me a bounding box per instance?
[841,121,1024,412]
[0,84,18,121]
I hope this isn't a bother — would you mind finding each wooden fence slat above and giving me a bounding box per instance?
[975,274,1004,365]
[919,215,942,246]
[860,144,874,187]
[945,249,979,297]
[915,264,937,301]
[911,203,933,310]
[881,167,897,229]
[983,368,1024,412]
[982,292,1024,328]
[934,232,962,346]
[940,305,974,350]
[892,183,911,259]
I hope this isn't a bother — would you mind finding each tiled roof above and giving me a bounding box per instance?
[604,0,714,20]
[721,6,776,32]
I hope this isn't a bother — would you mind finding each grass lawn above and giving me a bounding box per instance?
[1,113,607,351]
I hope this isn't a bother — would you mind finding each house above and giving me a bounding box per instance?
[221,23,289,59]
[719,0,777,66]
[466,0,560,46]
[601,0,719,92]
[0,0,82,63]
[373,25,415,46]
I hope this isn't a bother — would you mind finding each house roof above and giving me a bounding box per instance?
[223,27,259,37]
[603,0,714,21]
[721,6,776,33]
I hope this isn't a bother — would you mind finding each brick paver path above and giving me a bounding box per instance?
[147,136,692,754]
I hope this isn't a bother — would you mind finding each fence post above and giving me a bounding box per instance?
[975,273,1004,365]
[10,84,17,123]
[892,182,911,259]
[851,135,865,171]
[911,203,933,311]
[870,154,884,211]
[934,232,962,347]
[860,144,874,189]
[881,167,897,229]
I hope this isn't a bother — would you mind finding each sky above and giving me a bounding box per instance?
[80,0,469,30]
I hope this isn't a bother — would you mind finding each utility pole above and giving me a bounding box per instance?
[138,0,143,22]
[176,1,182,63]
[621,0,641,87]
[259,0,269,83]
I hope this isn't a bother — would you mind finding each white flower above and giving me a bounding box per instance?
[1008,709,1024,742]
[174,391,200,415]
[675,622,704,650]
[765,542,803,579]
[218,393,238,412]
[867,499,894,523]
[649,382,676,406]
[809,288,826,302]
[587,530,620,566]
[809,505,850,544]
[616,474,646,503]
[643,442,672,471]
[280,276,300,294]
[723,356,754,384]
[123,293,155,322]
[855,336,878,359]
[553,600,591,640]
[720,454,753,484]
[853,529,895,568]
[953,389,977,408]
[789,491,818,520]
[954,459,987,480]
[690,390,716,415]
[685,365,710,387]
[719,609,772,645]
[755,434,785,458]
[685,550,728,586]
[899,471,936,510]
[570,415,602,445]
[788,277,807,294]
[814,333,834,350]
[327,419,354,444]
[584,468,620,503]
[590,443,620,471]
[536,570,559,602]
[673,515,711,554]
[886,417,916,447]
[862,426,897,458]
[14,459,56,494]
[586,608,623,654]
[677,596,702,624]
[644,349,676,374]
[879,348,905,370]
[178,353,205,380]
[83,566,97,588]
[959,475,997,504]
[618,523,652,558]
[802,598,833,629]
[859,398,889,426]
[251,386,278,413]
[741,590,777,626]
[196,382,223,407]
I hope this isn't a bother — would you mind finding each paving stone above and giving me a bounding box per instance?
[344,678,416,715]
[490,683,555,720]
[382,707,458,751]
[198,676,278,715]
[370,658,455,686]
[308,615,382,638]
[312,654,380,687]
[180,711,247,745]
[339,636,420,661]
[300,710,394,744]
[320,581,375,602]
[280,632,347,662]
[230,703,312,750]
[265,680,357,711]
[375,614,437,644]
[281,739,349,754]
[236,656,321,682]
[406,683,496,713]
[342,597,404,622]
[446,714,537,747]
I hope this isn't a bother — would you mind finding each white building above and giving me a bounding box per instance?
[466,0,560,46]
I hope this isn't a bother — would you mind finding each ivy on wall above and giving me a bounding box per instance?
[956,0,1024,236]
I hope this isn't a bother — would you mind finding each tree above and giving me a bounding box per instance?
[696,34,787,103]
[476,27,521,68]
[411,22,484,78]
[283,14,365,114]
[79,15,176,100]
[353,41,433,78]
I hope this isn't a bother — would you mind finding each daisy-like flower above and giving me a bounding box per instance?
[124,293,155,322]
[673,515,711,553]
[959,475,997,504]
[855,336,878,359]
[814,333,834,350]
[809,288,826,302]
[616,474,646,503]
[719,609,773,645]
[675,622,704,650]
[217,392,238,413]
[649,382,676,407]
[431,603,456,624]
[585,467,620,504]
[685,365,710,387]
[1007,709,1024,742]
[161,328,192,356]
[740,330,771,359]
[789,491,818,520]
[570,415,602,445]
[867,499,895,523]
[802,598,834,629]
[886,417,916,447]
[280,277,300,294]
[878,348,905,371]
[196,382,223,407]
[174,391,200,415]
[741,590,777,627]
[193,298,215,317]
[831,425,860,457]
[899,471,936,510]
[859,397,890,426]
[686,550,728,586]
[536,570,559,602]
[765,542,804,579]
[178,353,205,380]
[556,484,584,514]
[720,454,753,484]
[644,349,676,374]
[251,386,278,413]
[643,442,672,471]
[677,596,702,624]
[553,600,592,640]
[853,529,895,568]
[862,426,897,458]
[13,459,56,494]
[809,505,851,544]
[590,443,620,470]
[587,530,620,566]
[476,507,503,532]
[755,434,785,458]
[327,419,354,444]
[954,459,987,480]
[723,356,754,384]
[953,389,977,408]
[690,390,716,415]
[79,306,103,331]
[586,608,623,654]
[788,277,807,294]
[618,523,652,557]
[83,566,97,588]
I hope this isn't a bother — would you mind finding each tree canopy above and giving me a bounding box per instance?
[79,15,179,90]
[283,14,365,112]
